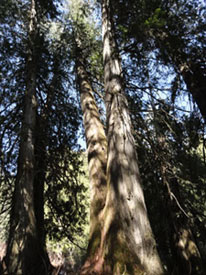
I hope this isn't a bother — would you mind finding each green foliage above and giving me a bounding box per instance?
[45,151,90,243]
[144,8,166,28]
[132,98,206,271]
[0,0,88,254]
[45,152,90,262]
[0,0,206,272]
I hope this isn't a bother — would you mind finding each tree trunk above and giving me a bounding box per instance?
[81,1,164,274]
[180,63,206,122]
[5,1,50,274]
[75,44,108,272]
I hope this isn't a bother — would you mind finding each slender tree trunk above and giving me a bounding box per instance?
[5,1,49,274]
[81,1,163,274]
[33,128,47,251]
[75,43,108,272]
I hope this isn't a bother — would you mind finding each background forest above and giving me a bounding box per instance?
[0,0,206,274]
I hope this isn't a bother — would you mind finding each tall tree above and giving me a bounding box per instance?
[107,3,206,270]
[75,41,108,268]
[113,0,206,121]
[1,1,84,271]
[4,0,51,273]
[67,0,108,270]
[81,0,164,274]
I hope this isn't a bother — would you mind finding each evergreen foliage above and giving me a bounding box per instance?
[0,0,205,274]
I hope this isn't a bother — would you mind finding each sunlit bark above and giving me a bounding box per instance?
[75,43,108,271]
[5,1,50,274]
[81,1,163,274]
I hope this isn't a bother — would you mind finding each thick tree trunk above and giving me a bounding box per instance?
[81,1,163,274]
[75,45,108,272]
[5,1,49,274]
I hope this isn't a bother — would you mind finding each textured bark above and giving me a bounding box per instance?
[5,1,50,274]
[75,44,108,272]
[81,1,163,274]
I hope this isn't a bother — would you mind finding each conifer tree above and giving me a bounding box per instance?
[5,0,50,273]
[80,0,164,273]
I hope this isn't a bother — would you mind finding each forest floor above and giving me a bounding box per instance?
[0,242,80,275]
[50,250,79,274]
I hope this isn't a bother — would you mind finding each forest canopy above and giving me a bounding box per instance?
[0,0,206,274]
